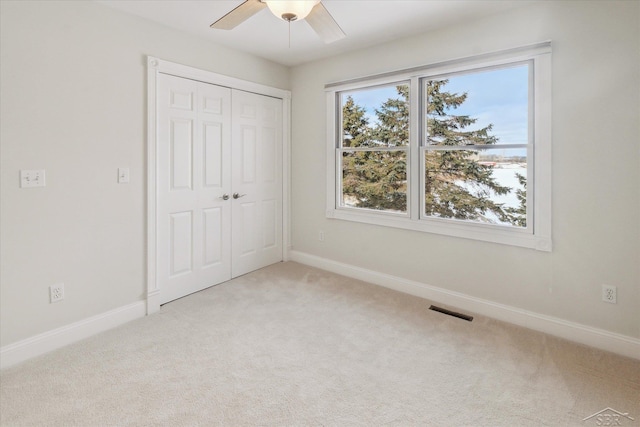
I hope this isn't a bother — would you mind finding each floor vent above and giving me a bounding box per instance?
[429,305,473,322]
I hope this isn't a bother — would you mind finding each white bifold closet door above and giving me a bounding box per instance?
[231,89,283,278]
[157,73,283,304]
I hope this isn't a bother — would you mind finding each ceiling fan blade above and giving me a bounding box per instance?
[210,0,267,30]
[305,2,346,44]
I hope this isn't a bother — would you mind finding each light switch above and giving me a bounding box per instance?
[118,168,130,184]
[20,170,46,188]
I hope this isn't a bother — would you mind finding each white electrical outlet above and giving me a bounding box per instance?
[602,284,616,304]
[319,231,325,241]
[50,283,64,303]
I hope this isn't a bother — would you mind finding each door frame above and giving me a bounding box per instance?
[146,56,291,314]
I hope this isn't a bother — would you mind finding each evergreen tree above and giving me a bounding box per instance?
[425,79,511,222]
[342,96,370,148]
[372,85,409,147]
[341,96,374,208]
[505,172,527,227]
[341,81,522,224]
[341,92,408,211]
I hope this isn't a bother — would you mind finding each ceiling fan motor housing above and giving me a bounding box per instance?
[281,12,298,22]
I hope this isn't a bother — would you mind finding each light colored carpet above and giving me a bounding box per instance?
[1,262,639,426]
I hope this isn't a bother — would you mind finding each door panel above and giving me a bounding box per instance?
[240,126,257,183]
[262,128,277,183]
[170,119,193,190]
[158,74,232,304]
[203,208,223,267]
[169,211,192,276]
[239,202,257,255]
[203,123,223,188]
[262,199,277,249]
[170,90,193,110]
[231,90,283,277]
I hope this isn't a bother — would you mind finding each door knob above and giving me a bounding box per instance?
[233,193,246,199]
[220,194,229,200]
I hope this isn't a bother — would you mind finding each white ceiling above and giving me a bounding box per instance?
[96,0,531,67]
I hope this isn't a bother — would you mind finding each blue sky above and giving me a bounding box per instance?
[344,64,529,147]
[443,64,529,145]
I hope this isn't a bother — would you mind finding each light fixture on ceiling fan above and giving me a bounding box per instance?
[210,0,346,44]
[264,0,318,22]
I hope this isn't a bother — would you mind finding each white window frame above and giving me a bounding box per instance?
[325,42,552,251]
[337,80,412,217]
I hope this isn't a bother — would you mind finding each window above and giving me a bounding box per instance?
[423,64,529,227]
[339,83,410,214]
[326,43,552,251]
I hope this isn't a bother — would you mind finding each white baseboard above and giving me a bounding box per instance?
[289,250,640,360]
[0,301,147,370]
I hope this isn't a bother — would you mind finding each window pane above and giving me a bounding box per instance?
[342,150,407,213]
[425,64,529,146]
[424,148,527,227]
[341,83,410,148]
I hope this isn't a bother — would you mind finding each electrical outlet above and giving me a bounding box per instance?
[602,284,616,304]
[50,283,64,303]
[318,231,325,242]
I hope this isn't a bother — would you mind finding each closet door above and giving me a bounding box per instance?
[231,90,283,277]
[157,74,232,304]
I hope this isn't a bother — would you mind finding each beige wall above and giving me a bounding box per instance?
[290,1,640,338]
[0,0,290,346]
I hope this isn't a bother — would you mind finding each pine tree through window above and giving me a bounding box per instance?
[340,83,409,213]
[423,65,529,227]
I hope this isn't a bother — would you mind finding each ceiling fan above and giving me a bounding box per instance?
[210,0,346,44]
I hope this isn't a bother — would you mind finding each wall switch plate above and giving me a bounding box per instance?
[118,168,130,184]
[20,170,46,188]
[50,283,64,303]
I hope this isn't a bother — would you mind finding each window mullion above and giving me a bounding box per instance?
[409,76,420,221]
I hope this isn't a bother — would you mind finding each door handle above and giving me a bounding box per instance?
[233,193,246,199]
[220,194,229,200]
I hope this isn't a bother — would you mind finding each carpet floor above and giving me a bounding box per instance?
[1,261,639,426]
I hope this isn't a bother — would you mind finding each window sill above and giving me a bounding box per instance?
[327,208,552,251]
